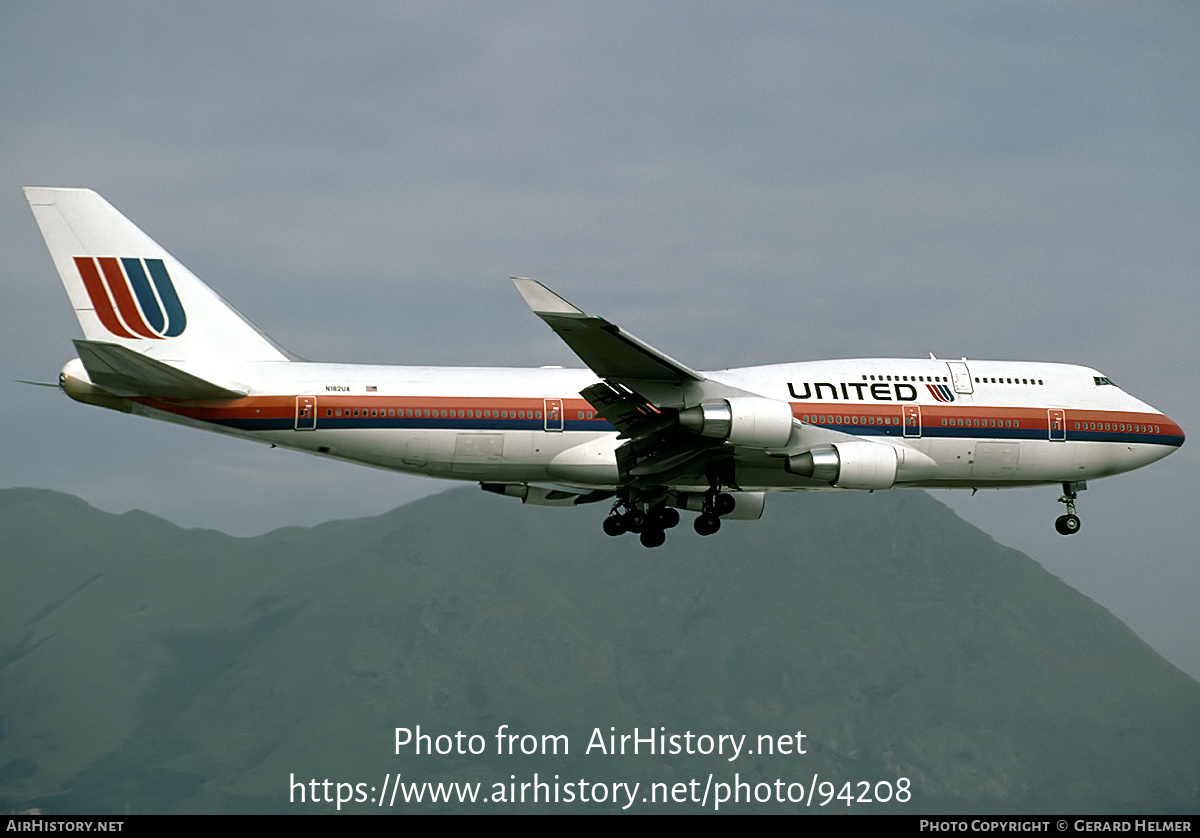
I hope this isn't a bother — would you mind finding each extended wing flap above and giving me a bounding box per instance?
[74,340,246,400]
[580,381,675,439]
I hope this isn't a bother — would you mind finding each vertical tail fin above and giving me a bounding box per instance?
[24,187,289,363]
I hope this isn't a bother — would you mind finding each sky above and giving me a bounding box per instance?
[2,2,1197,677]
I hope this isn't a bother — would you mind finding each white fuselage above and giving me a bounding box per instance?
[103,356,1183,493]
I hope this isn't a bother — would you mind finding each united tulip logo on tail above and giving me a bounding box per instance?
[74,256,187,339]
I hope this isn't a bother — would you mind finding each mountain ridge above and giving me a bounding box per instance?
[1,485,1196,813]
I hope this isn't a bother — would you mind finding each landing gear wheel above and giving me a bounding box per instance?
[621,509,646,533]
[694,513,721,536]
[639,527,667,548]
[603,515,627,537]
[1055,482,1085,536]
[1055,514,1081,536]
[714,493,736,516]
[650,506,680,530]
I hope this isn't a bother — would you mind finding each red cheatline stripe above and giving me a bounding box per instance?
[97,257,160,339]
[74,257,139,339]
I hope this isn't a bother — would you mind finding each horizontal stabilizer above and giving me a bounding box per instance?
[74,340,245,400]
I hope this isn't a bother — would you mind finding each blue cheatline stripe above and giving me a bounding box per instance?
[803,421,1182,447]
[182,410,1182,446]
[120,258,165,334]
[204,415,619,433]
[145,259,187,337]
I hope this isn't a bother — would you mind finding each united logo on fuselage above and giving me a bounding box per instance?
[787,381,919,402]
[926,383,956,403]
[74,256,187,340]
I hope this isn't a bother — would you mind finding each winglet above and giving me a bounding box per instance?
[511,277,586,316]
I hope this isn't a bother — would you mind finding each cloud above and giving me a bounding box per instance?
[2,1,1196,676]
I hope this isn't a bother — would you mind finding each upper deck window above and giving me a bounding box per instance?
[1094,377,1115,386]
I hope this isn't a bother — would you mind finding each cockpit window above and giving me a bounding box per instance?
[1094,376,1115,386]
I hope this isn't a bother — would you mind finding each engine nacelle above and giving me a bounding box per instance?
[785,440,898,490]
[678,397,794,449]
[675,491,766,520]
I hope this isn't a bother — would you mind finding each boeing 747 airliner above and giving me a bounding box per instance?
[25,188,1185,547]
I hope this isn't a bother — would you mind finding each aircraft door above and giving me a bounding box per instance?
[946,361,974,395]
[903,405,921,438]
[1048,409,1066,441]
[544,398,563,432]
[296,396,317,430]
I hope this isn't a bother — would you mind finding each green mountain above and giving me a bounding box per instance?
[0,486,1196,814]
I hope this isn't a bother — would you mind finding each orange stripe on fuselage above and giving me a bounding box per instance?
[125,395,1180,441]
[790,402,1177,436]
[129,395,609,423]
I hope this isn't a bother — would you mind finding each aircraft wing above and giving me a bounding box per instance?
[513,278,760,487]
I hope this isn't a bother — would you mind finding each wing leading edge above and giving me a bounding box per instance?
[511,278,704,384]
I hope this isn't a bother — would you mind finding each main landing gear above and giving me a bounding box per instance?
[1054,481,1086,536]
[602,492,681,548]
[602,485,736,548]
[693,488,735,537]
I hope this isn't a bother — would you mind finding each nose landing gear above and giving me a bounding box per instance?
[1055,481,1086,535]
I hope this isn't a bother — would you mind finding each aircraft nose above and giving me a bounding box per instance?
[1160,414,1184,449]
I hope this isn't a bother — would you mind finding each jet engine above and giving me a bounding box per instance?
[785,440,898,490]
[677,397,794,449]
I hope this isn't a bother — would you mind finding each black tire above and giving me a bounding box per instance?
[649,506,681,530]
[639,527,666,548]
[1055,513,1081,536]
[694,513,721,536]
[622,509,645,533]
[714,493,736,516]
[603,515,627,537]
